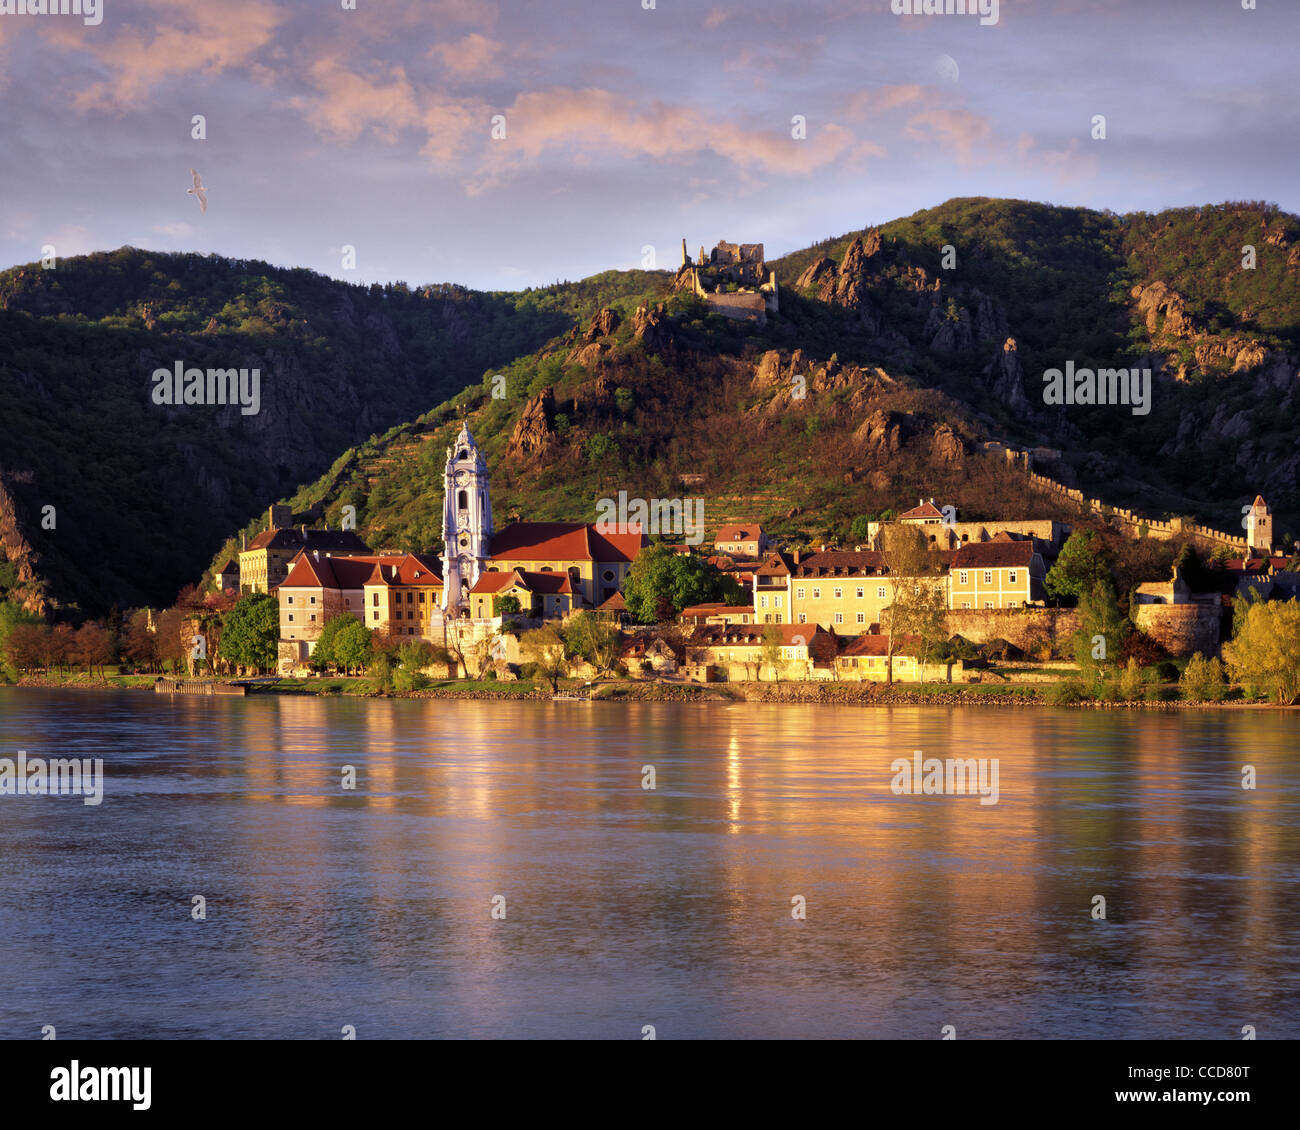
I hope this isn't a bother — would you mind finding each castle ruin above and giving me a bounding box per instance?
[676,239,779,325]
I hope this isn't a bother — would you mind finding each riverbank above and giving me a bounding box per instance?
[7,671,1286,707]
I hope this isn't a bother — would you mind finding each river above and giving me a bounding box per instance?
[0,688,1296,1039]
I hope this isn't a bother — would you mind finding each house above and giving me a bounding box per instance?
[468,568,574,621]
[621,635,680,675]
[947,539,1045,609]
[213,559,240,592]
[485,522,647,610]
[899,499,947,527]
[680,602,754,626]
[683,622,836,682]
[833,633,963,682]
[239,505,371,593]
[713,523,770,559]
[277,551,440,669]
[596,590,630,625]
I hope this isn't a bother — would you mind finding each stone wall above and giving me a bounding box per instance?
[1133,603,1222,658]
[945,608,1080,657]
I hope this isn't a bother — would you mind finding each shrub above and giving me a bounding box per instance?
[1047,680,1090,705]
[1180,652,1226,702]
[1118,658,1146,702]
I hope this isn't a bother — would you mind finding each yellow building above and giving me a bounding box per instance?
[947,539,1044,609]
[485,522,647,609]
[238,504,371,593]
[468,568,574,621]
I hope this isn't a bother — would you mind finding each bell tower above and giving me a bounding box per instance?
[1246,494,1273,554]
[441,422,494,614]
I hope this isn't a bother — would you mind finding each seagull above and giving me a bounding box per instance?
[187,168,208,214]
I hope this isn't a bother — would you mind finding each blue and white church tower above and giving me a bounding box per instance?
[440,422,494,615]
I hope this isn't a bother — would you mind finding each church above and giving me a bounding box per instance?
[437,422,648,621]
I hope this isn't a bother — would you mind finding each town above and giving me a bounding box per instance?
[197,421,1296,699]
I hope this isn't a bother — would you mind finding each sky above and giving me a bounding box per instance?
[1,0,1296,291]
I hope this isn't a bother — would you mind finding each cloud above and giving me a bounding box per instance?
[65,0,286,113]
[430,33,503,79]
[291,56,422,145]
[904,108,998,164]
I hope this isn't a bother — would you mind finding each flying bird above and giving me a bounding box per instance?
[187,168,208,214]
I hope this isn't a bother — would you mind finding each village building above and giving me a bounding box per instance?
[214,559,240,592]
[683,622,837,682]
[468,568,574,621]
[621,635,680,675]
[713,523,771,559]
[680,602,755,626]
[834,633,924,683]
[237,504,371,593]
[947,539,1045,609]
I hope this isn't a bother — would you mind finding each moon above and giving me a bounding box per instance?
[935,54,960,84]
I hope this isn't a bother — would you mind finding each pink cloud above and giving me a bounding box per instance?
[904,108,998,163]
[430,33,504,79]
[291,56,422,144]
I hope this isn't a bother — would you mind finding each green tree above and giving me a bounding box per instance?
[521,625,568,692]
[332,619,373,674]
[494,595,522,616]
[1072,580,1127,686]
[565,610,620,676]
[1180,652,1226,702]
[622,545,742,623]
[760,622,783,682]
[218,593,279,672]
[1046,530,1114,603]
[879,524,937,684]
[311,614,359,671]
[1118,657,1145,702]
[1222,602,1300,703]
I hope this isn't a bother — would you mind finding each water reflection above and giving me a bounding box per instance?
[0,688,1295,1039]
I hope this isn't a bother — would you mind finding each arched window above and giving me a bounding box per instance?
[457,490,468,510]
[457,449,468,461]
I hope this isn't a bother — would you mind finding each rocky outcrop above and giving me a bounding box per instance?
[631,303,674,353]
[927,302,974,352]
[585,307,621,342]
[853,409,905,457]
[983,337,1030,414]
[506,387,556,460]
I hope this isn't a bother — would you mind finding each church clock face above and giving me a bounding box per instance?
[454,470,470,487]
[458,533,470,548]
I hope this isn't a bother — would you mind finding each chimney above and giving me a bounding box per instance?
[793,547,800,565]
[241,533,247,551]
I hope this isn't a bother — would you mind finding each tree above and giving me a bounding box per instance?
[332,620,373,675]
[393,640,435,692]
[1222,602,1300,704]
[310,614,359,671]
[565,611,620,676]
[218,593,279,673]
[4,622,49,673]
[622,544,741,623]
[120,609,158,671]
[494,594,522,616]
[879,524,936,685]
[72,622,114,679]
[1180,652,1227,702]
[760,623,783,682]
[1045,530,1113,602]
[1118,657,1145,702]
[521,626,567,692]
[1072,581,1127,687]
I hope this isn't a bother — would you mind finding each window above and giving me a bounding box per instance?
[856,613,865,624]
[834,587,842,599]
[834,613,843,624]
[372,593,379,606]
[345,598,351,607]
[959,571,968,585]
[774,595,782,608]
[457,489,468,510]
[877,586,886,598]
[287,614,294,623]
[1008,601,1019,609]
[418,592,425,603]
[798,614,807,624]
[372,611,379,620]
[406,591,413,604]
[983,571,993,584]
[775,615,782,624]
[310,614,316,622]
[961,601,970,609]
[764,614,772,624]
[310,596,316,604]
[856,587,864,599]
[984,601,994,609]
[1009,570,1018,584]
[287,596,294,605]
[760,596,768,609]
[796,587,805,599]
[812,588,821,599]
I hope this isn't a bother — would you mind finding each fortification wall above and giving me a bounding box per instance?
[945,608,1080,657]
[1133,603,1222,658]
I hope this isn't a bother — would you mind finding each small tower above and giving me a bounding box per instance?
[680,238,690,268]
[1246,495,1273,554]
[440,422,494,615]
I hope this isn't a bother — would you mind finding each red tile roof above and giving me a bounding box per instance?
[791,549,885,576]
[245,528,371,553]
[715,523,763,542]
[470,568,573,596]
[489,522,648,563]
[951,541,1038,567]
[281,553,403,590]
[899,501,944,520]
[362,554,444,586]
[839,633,921,657]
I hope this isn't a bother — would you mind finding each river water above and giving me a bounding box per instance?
[0,688,1296,1039]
